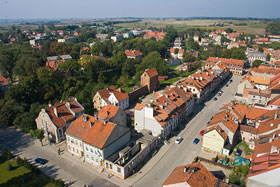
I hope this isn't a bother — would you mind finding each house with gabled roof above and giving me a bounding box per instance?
[134,87,192,139]
[124,49,142,61]
[97,104,127,127]
[93,86,129,111]
[65,114,130,167]
[202,110,240,155]
[206,57,244,75]
[163,162,230,187]
[36,98,84,143]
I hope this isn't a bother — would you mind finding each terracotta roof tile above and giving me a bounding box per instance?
[97,105,119,119]
[163,162,229,187]
[46,98,84,128]
[143,68,158,77]
[124,49,142,57]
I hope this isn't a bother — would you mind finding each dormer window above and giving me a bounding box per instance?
[270,123,274,127]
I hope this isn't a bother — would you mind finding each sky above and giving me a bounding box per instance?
[0,0,280,19]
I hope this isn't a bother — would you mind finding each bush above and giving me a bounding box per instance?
[50,178,66,187]
[192,157,198,163]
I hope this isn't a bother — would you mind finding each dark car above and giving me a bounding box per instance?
[35,158,48,165]
[214,97,217,101]
[226,84,229,87]
[193,138,200,144]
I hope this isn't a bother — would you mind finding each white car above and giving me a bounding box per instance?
[175,137,183,144]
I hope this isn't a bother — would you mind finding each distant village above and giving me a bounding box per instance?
[1,21,280,187]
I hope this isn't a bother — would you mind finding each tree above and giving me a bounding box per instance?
[183,52,196,62]
[225,28,233,33]
[58,59,79,73]
[174,48,179,54]
[252,60,263,67]
[30,129,45,146]
[7,163,13,171]
[137,51,169,76]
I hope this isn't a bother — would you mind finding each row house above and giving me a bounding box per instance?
[65,114,130,167]
[202,110,240,155]
[177,67,228,103]
[36,98,84,143]
[134,87,194,140]
[93,86,129,111]
[206,57,244,75]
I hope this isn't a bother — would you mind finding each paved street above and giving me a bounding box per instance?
[0,127,128,187]
[0,75,242,187]
[131,75,242,187]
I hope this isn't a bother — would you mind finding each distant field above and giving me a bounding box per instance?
[115,19,267,35]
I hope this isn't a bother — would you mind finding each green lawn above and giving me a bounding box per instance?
[0,160,30,184]
[44,183,59,187]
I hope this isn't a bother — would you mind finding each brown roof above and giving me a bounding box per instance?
[249,153,280,178]
[143,68,158,77]
[46,98,84,128]
[163,162,229,187]
[240,125,258,134]
[206,57,244,68]
[124,49,142,57]
[82,118,129,149]
[98,105,119,119]
[0,75,8,86]
[206,125,228,140]
[97,86,128,103]
[65,114,95,140]
[134,103,144,110]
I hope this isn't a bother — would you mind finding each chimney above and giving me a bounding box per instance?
[274,107,279,120]
[66,102,71,109]
[184,167,188,173]
[107,111,110,118]
[54,107,58,117]
[90,122,94,128]
[83,115,88,122]
[48,102,52,107]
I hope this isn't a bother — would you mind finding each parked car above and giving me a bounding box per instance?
[214,97,217,101]
[226,84,229,87]
[200,130,205,136]
[175,137,183,144]
[217,93,221,96]
[207,121,210,124]
[193,138,200,144]
[35,158,48,165]
[229,79,233,83]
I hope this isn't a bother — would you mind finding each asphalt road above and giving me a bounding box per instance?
[0,75,242,187]
[132,75,242,187]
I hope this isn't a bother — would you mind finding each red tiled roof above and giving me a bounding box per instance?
[82,119,129,149]
[163,162,228,187]
[65,114,94,140]
[46,98,84,128]
[134,103,144,111]
[170,48,184,54]
[0,75,8,86]
[98,105,119,119]
[124,49,142,57]
[143,68,158,77]
[97,86,128,103]
[206,57,244,68]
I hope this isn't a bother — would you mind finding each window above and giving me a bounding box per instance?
[68,145,71,150]
[106,163,109,168]
[91,148,93,153]
[86,146,88,151]
[117,167,121,173]
[110,164,112,169]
